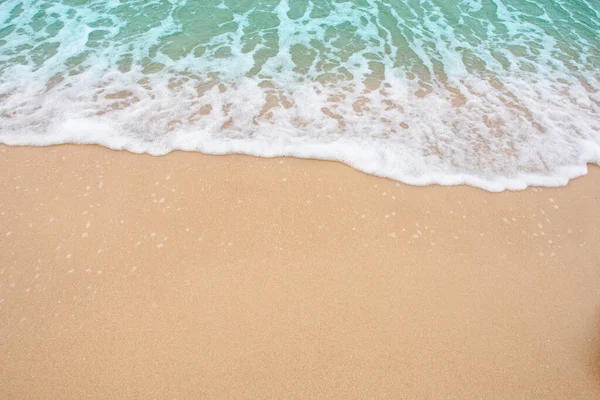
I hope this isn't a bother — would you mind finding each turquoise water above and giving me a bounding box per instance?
[0,0,599,190]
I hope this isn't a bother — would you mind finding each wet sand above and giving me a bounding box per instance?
[0,144,599,399]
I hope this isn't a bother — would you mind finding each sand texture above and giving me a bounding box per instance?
[0,144,599,399]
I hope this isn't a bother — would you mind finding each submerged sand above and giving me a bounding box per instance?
[0,144,599,398]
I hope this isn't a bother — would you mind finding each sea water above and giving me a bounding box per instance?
[0,0,599,191]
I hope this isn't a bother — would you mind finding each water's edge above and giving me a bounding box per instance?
[2,138,597,192]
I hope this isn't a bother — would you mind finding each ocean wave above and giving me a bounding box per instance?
[1,0,599,191]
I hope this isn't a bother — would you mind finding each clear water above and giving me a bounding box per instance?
[0,0,599,190]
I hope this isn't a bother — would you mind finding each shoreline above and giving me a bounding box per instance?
[0,140,596,192]
[1,144,599,398]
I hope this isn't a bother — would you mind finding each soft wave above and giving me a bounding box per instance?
[1,0,599,191]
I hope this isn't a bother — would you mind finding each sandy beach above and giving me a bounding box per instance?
[0,144,599,399]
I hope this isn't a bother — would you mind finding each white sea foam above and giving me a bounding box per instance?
[0,0,599,191]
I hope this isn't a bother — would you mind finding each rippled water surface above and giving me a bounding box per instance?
[1,0,599,190]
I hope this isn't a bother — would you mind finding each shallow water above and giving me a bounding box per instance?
[1,0,599,190]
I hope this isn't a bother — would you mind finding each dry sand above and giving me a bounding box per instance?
[0,144,599,399]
